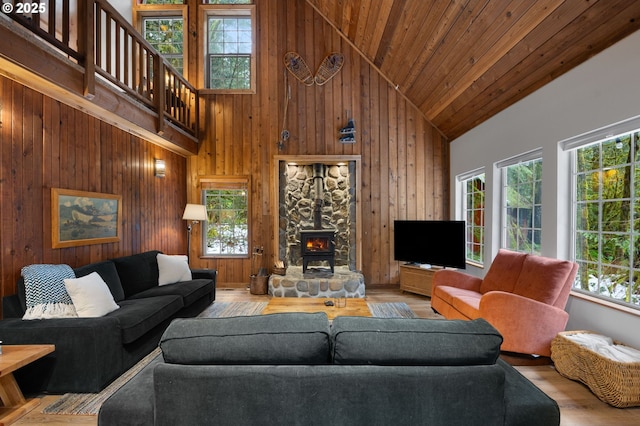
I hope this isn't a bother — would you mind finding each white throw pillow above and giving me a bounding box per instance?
[63,272,119,318]
[157,253,192,285]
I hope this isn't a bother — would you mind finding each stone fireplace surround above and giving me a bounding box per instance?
[270,156,364,297]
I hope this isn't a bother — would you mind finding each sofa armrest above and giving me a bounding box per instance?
[191,269,216,283]
[0,316,124,393]
[433,269,483,292]
[479,291,569,357]
[2,295,24,319]
[190,269,216,301]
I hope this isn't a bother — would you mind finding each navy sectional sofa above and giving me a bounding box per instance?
[0,250,216,394]
[98,314,560,426]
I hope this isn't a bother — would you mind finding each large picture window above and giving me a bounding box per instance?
[201,177,250,257]
[572,130,640,307]
[499,153,543,254]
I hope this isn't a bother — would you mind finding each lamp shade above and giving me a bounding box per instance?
[182,204,208,221]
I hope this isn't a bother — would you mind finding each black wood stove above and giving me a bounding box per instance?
[300,229,336,273]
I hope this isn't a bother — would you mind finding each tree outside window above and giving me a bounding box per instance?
[203,187,249,256]
[207,16,252,89]
[462,172,485,264]
[502,158,543,254]
[573,132,640,307]
[143,16,184,75]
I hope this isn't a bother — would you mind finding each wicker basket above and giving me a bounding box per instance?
[273,267,286,276]
[551,331,640,408]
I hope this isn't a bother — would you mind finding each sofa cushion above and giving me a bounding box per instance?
[331,317,502,365]
[480,249,527,294]
[74,260,125,302]
[513,255,576,305]
[160,313,331,365]
[111,251,162,297]
[108,295,183,344]
[64,272,120,317]
[157,254,192,285]
[128,279,213,307]
[450,292,482,319]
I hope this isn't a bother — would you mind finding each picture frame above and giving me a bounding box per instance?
[51,188,122,248]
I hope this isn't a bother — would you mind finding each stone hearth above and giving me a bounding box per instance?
[269,266,365,298]
[279,162,356,270]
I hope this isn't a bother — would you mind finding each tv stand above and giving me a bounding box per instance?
[399,264,442,297]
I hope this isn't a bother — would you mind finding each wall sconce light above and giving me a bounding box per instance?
[154,159,166,178]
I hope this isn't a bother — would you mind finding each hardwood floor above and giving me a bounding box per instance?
[14,287,640,425]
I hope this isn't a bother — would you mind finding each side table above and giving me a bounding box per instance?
[0,344,55,425]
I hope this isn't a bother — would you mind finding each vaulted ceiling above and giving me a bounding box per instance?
[307,0,640,141]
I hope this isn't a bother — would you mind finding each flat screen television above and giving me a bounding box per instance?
[393,220,466,269]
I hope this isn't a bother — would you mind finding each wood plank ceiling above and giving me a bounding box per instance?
[306,0,640,141]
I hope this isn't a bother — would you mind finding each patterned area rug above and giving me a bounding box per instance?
[197,301,268,318]
[43,301,419,415]
[367,302,417,318]
[42,347,162,415]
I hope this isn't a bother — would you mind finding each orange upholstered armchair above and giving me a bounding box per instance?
[431,249,578,357]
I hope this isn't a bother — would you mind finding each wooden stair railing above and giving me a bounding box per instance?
[6,0,197,138]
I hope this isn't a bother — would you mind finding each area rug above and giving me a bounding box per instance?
[43,301,418,415]
[42,347,162,415]
[367,302,417,318]
[197,301,268,318]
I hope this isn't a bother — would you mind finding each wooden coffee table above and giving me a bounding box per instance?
[0,344,55,425]
[262,297,371,320]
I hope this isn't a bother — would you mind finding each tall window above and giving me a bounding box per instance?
[201,178,250,257]
[142,16,184,75]
[206,14,253,89]
[571,131,640,307]
[460,171,485,264]
[135,1,187,76]
[500,153,543,254]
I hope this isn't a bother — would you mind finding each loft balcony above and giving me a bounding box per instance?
[0,0,199,155]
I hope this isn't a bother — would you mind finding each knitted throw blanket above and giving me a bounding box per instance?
[21,264,77,320]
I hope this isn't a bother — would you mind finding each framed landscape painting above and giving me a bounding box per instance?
[52,188,122,248]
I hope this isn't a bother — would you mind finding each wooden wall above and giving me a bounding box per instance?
[187,0,449,285]
[0,75,188,308]
[0,0,450,301]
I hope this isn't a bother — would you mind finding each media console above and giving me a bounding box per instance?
[399,263,443,297]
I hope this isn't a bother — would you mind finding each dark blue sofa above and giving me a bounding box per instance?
[0,250,216,394]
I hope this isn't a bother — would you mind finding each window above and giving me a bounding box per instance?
[499,152,543,254]
[201,177,250,257]
[142,16,184,75]
[571,130,640,307]
[203,4,255,91]
[459,171,485,264]
[134,1,187,77]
